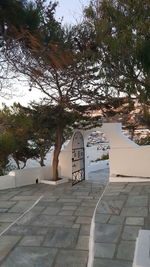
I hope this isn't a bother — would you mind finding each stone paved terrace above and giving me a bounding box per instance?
[1,171,150,267]
[0,172,107,267]
[93,181,150,267]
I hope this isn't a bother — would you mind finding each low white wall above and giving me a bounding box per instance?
[110,146,150,177]
[0,164,67,190]
[0,174,16,190]
[58,151,72,179]
[14,166,51,187]
[3,123,143,190]
[0,166,52,190]
[0,128,109,190]
[101,123,150,178]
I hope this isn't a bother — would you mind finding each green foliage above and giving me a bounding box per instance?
[142,108,150,126]
[91,153,109,162]
[83,0,150,103]
[0,132,16,154]
[0,0,41,35]
[0,0,103,180]
[0,132,16,175]
[0,100,102,175]
[137,39,150,73]
[136,136,150,146]
[0,103,38,169]
[27,103,55,166]
[101,153,109,160]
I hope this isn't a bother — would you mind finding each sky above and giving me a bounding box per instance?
[55,0,90,25]
[0,0,91,108]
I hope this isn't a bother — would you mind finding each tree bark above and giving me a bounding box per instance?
[52,126,63,181]
[21,161,27,169]
[16,160,20,169]
[13,153,20,169]
[39,152,45,167]
[130,127,135,140]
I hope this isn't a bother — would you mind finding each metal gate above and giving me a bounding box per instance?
[72,131,85,186]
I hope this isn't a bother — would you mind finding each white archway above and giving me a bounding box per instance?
[58,123,150,182]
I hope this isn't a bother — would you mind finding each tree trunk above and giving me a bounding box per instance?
[39,152,45,167]
[52,126,63,181]
[13,154,20,169]
[21,160,27,169]
[16,159,20,169]
[130,127,135,140]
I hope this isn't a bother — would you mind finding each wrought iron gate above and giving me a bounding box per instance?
[72,131,85,186]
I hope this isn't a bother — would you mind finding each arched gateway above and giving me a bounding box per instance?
[72,131,85,185]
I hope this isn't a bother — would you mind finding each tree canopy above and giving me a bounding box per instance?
[0,0,103,180]
[2,0,150,180]
[83,0,150,103]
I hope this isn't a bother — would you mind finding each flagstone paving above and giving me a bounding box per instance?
[1,171,150,267]
[0,174,107,267]
[93,182,150,267]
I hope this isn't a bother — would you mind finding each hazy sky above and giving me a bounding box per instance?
[55,0,90,25]
[0,0,90,107]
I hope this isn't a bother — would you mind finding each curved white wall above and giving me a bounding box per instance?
[101,123,150,179]
[2,122,149,190]
[101,123,138,148]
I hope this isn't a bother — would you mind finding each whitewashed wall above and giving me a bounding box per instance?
[58,151,72,179]
[0,174,16,190]
[101,123,138,148]
[58,128,110,180]
[3,122,146,190]
[109,146,150,177]
[102,123,150,178]
[0,166,51,190]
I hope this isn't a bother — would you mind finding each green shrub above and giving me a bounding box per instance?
[136,136,150,145]
[101,153,109,160]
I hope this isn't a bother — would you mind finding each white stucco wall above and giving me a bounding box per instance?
[14,166,51,187]
[58,151,72,179]
[0,128,108,190]
[57,130,77,180]
[0,166,52,190]
[58,129,108,180]
[2,122,149,190]
[0,174,16,190]
[109,146,150,177]
[101,123,138,148]
[101,123,150,178]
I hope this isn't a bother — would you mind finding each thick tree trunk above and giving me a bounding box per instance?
[52,126,63,181]
[39,152,45,167]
